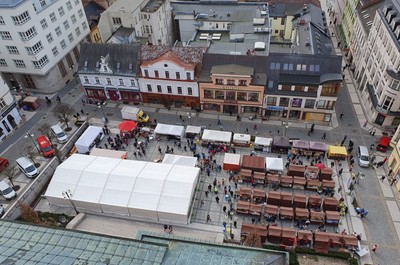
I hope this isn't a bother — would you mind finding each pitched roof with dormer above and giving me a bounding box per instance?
[140,45,205,66]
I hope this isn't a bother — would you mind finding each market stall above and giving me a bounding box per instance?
[297,230,313,247]
[306,179,321,191]
[118,120,137,136]
[75,126,104,154]
[233,133,251,147]
[238,187,252,201]
[309,141,328,152]
[237,201,250,214]
[313,232,331,254]
[322,180,335,190]
[253,189,266,203]
[253,172,266,185]
[304,166,320,179]
[295,208,310,221]
[279,206,294,220]
[254,137,273,152]
[249,203,262,216]
[292,140,310,150]
[265,204,279,217]
[281,228,297,246]
[267,226,282,244]
[280,192,293,207]
[314,232,358,253]
[293,177,306,189]
[327,145,348,160]
[325,211,340,225]
[154,123,185,140]
[266,174,279,186]
[288,165,306,177]
[320,168,333,180]
[323,197,338,211]
[22,96,40,110]
[241,155,265,172]
[310,210,325,224]
[280,176,293,188]
[272,136,290,153]
[308,195,322,210]
[267,191,281,206]
[293,194,307,208]
[265,157,284,172]
[241,224,268,242]
[223,153,241,171]
[201,129,232,145]
[185,125,202,139]
[238,169,252,183]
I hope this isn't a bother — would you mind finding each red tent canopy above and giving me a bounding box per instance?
[118,120,137,132]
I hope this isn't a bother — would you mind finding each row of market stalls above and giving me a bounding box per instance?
[240,225,358,253]
[223,154,284,172]
[45,154,200,224]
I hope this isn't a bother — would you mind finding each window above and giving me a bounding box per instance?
[237,92,247,101]
[12,11,30,25]
[19,27,37,40]
[147,84,152,92]
[0,31,12,40]
[0,59,7,66]
[291,98,302,107]
[239,80,247,86]
[215,91,224,99]
[68,33,74,42]
[55,26,62,36]
[0,16,4,25]
[296,64,302,71]
[304,99,315,108]
[188,87,193,95]
[107,78,112,85]
[204,89,213,98]
[58,7,65,16]
[52,47,58,56]
[74,0,79,5]
[248,92,259,102]
[71,14,77,24]
[112,17,122,25]
[119,79,124,86]
[64,20,70,30]
[144,69,149,77]
[227,79,235,85]
[7,46,19,54]
[302,64,307,71]
[268,80,274,88]
[186,72,191,80]
[216,78,223,85]
[130,79,135,86]
[40,19,48,29]
[226,91,235,100]
[281,17,286,25]
[283,63,289,70]
[78,9,84,18]
[66,1,72,10]
[157,85,162,93]
[154,70,159,77]
[84,76,89,83]
[266,97,277,106]
[177,87,182,94]
[165,71,170,78]
[167,86,172,93]
[26,41,43,55]
[60,40,66,49]
[39,0,46,7]
[176,72,180,79]
[46,33,53,43]
[270,63,276,70]
[95,77,100,84]
[75,27,81,36]
[279,97,289,107]
[390,79,400,91]
[73,47,80,62]
[32,55,49,69]
[50,12,56,23]
[82,21,88,30]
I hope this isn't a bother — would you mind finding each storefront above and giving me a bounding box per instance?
[141,93,199,109]
[85,87,141,104]
[0,102,22,143]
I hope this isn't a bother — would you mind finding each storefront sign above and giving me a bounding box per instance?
[222,86,240,90]
[266,106,285,111]
[1,102,17,118]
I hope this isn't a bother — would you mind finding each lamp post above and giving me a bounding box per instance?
[225,210,238,239]
[97,102,107,124]
[62,189,79,215]
[24,130,40,152]
[282,121,291,136]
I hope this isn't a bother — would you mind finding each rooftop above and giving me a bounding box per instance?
[142,0,166,13]
[84,1,106,28]
[357,0,384,33]
[0,0,23,8]
[140,45,204,64]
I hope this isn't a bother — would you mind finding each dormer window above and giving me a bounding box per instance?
[103,66,107,71]
[216,78,223,85]
[227,79,235,85]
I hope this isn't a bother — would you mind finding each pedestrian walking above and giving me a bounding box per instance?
[380,175,386,182]
[168,225,173,233]
[253,124,257,130]
[372,128,376,136]
[338,168,343,177]
[340,112,344,119]
[179,115,182,120]
[163,224,168,232]
[205,190,209,197]
[233,221,237,228]
[308,130,311,136]
[215,196,220,203]
[56,96,61,103]
[158,146,162,154]
[81,98,86,105]
[208,184,212,191]
[371,244,377,253]
[207,214,211,222]
[200,200,204,207]
[363,121,368,127]
[390,178,396,186]
[206,168,210,176]
[223,206,227,212]
[322,132,326,139]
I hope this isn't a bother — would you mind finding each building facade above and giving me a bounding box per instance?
[351,0,400,127]
[78,43,141,104]
[97,0,173,45]
[139,45,204,109]
[0,0,89,93]
[0,75,22,142]
[84,1,105,43]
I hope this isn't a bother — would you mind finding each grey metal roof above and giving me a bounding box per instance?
[211,64,254,75]
[78,43,141,76]
[0,0,23,7]
[0,221,167,264]
[357,0,383,33]
[84,1,105,27]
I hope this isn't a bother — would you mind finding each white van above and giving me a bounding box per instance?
[16,157,39,178]
[0,180,16,200]
[357,146,370,168]
[51,124,68,143]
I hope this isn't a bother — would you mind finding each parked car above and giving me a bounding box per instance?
[16,157,39,178]
[0,157,9,172]
[357,146,370,168]
[51,124,68,143]
[0,180,16,200]
[36,135,55,158]
[376,136,391,152]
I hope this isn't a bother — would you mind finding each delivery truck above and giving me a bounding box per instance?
[121,106,149,123]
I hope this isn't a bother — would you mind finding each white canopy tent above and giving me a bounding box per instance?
[265,157,284,171]
[75,126,103,154]
[185,125,202,139]
[254,137,273,152]
[162,154,197,167]
[154,123,185,139]
[233,133,251,144]
[201,129,232,144]
[90,148,127,159]
[223,153,241,171]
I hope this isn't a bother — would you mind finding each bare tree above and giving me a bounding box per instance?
[243,233,263,248]
[18,202,41,224]
[1,164,18,187]
[52,103,75,130]
[38,123,54,145]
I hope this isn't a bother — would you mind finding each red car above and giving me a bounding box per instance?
[0,157,9,172]
[36,135,55,157]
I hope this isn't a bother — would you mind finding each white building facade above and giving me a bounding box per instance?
[351,1,400,127]
[0,0,89,93]
[0,75,22,142]
[98,0,173,46]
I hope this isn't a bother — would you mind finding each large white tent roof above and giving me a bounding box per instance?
[202,129,232,143]
[185,125,202,134]
[254,137,273,146]
[162,154,197,167]
[154,123,185,138]
[45,154,199,223]
[265,157,284,171]
[223,153,241,166]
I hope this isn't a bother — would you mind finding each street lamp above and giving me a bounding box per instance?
[97,102,108,124]
[225,210,238,239]
[24,130,40,152]
[62,189,79,215]
[282,121,291,136]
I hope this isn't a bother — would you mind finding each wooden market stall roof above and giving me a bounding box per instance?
[241,155,265,171]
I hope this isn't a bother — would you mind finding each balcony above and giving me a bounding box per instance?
[366,83,400,117]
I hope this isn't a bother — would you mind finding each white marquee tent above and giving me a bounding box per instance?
[265,157,284,171]
[154,123,185,139]
[45,154,199,224]
[162,154,197,167]
[254,137,273,152]
[201,129,232,144]
[75,126,103,154]
[233,133,251,144]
